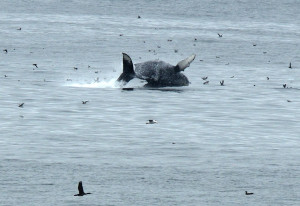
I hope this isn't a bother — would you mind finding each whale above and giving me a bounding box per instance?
[117,53,196,87]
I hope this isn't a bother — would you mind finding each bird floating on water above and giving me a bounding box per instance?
[146,120,157,124]
[33,64,38,68]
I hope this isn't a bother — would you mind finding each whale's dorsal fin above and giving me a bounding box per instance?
[175,54,196,72]
[117,53,135,83]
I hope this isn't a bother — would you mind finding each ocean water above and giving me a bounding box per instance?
[1,0,300,205]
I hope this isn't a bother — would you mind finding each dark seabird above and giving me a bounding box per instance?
[220,80,224,86]
[289,62,292,69]
[283,84,287,88]
[245,191,254,195]
[82,101,89,104]
[33,64,38,68]
[3,49,8,53]
[138,15,141,19]
[73,67,78,70]
[267,77,269,80]
[17,28,22,30]
[19,103,24,108]
[74,181,91,196]
[146,120,157,124]
[203,81,209,85]
[202,76,208,80]
[218,33,222,37]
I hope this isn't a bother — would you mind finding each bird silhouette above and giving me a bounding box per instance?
[245,191,254,195]
[74,181,91,196]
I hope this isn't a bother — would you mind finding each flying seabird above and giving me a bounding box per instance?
[220,80,224,86]
[245,191,254,195]
[33,64,38,68]
[74,181,91,196]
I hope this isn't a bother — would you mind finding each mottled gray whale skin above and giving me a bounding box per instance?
[117,53,196,87]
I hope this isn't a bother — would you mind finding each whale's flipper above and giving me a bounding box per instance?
[175,54,196,72]
[117,53,135,84]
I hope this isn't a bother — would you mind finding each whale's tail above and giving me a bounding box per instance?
[117,53,135,84]
[174,54,196,72]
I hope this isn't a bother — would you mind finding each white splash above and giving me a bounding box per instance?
[66,78,121,88]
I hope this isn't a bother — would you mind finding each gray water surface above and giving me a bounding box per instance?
[1,0,300,205]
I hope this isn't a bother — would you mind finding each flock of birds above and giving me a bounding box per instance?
[6,26,294,122]
[4,17,288,201]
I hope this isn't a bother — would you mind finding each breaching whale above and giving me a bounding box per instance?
[117,53,196,87]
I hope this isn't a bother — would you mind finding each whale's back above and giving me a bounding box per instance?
[135,60,174,80]
[134,60,189,86]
